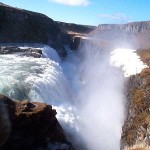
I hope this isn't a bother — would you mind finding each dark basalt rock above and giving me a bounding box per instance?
[56,22,96,35]
[0,100,11,146]
[70,37,81,50]
[0,3,96,52]
[0,3,64,50]
[0,95,74,150]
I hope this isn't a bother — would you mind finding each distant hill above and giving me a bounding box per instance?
[0,2,96,50]
[89,21,150,49]
[1,2,150,50]
[56,21,96,35]
[0,3,61,46]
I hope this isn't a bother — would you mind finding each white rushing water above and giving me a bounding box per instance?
[0,44,147,150]
[0,46,69,106]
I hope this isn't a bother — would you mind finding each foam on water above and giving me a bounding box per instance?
[42,45,61,63]
[0,47,69,106]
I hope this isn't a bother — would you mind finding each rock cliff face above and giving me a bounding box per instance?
[0,95,74,150]
[0,2,96,52]
[56,22,95,34]
[90,21,150,49]
[0,3,63,49]
[56,22,96,50]
[121,50,150,150]
[98,21,150,33]
[2,2,150,51]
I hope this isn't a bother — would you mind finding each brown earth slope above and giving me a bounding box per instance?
[121,49,150,150]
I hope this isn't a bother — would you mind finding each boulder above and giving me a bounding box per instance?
[0,95,73,150]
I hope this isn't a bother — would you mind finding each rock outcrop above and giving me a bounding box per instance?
[56,22,95,50]
[0,94,73,150]
[121,50,150,150]
[0,46,42,57]
[70,37,82,50]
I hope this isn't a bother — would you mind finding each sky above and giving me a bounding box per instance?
[1,0,150,26]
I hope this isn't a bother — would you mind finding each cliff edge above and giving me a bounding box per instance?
[0,3,63,49]
[121,49,150,150]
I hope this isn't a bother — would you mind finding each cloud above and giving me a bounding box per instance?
[49,0,90,6]
[98,13,130,23]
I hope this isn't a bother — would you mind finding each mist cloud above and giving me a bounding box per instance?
[56,39,127,150]
[74,40,126,150]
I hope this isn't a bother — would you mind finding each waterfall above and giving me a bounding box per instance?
[60,42,147,150]
[0,46,70,106]
[0,44,147,150]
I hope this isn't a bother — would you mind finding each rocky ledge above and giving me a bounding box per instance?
[0,46,42,58]
[0,94,74,150]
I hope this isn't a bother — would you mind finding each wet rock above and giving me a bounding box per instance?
[0,46,42,57]
[0,95,73,150]
[0,100,11,146]
[57,47,67,58]
[70,37,81,50]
